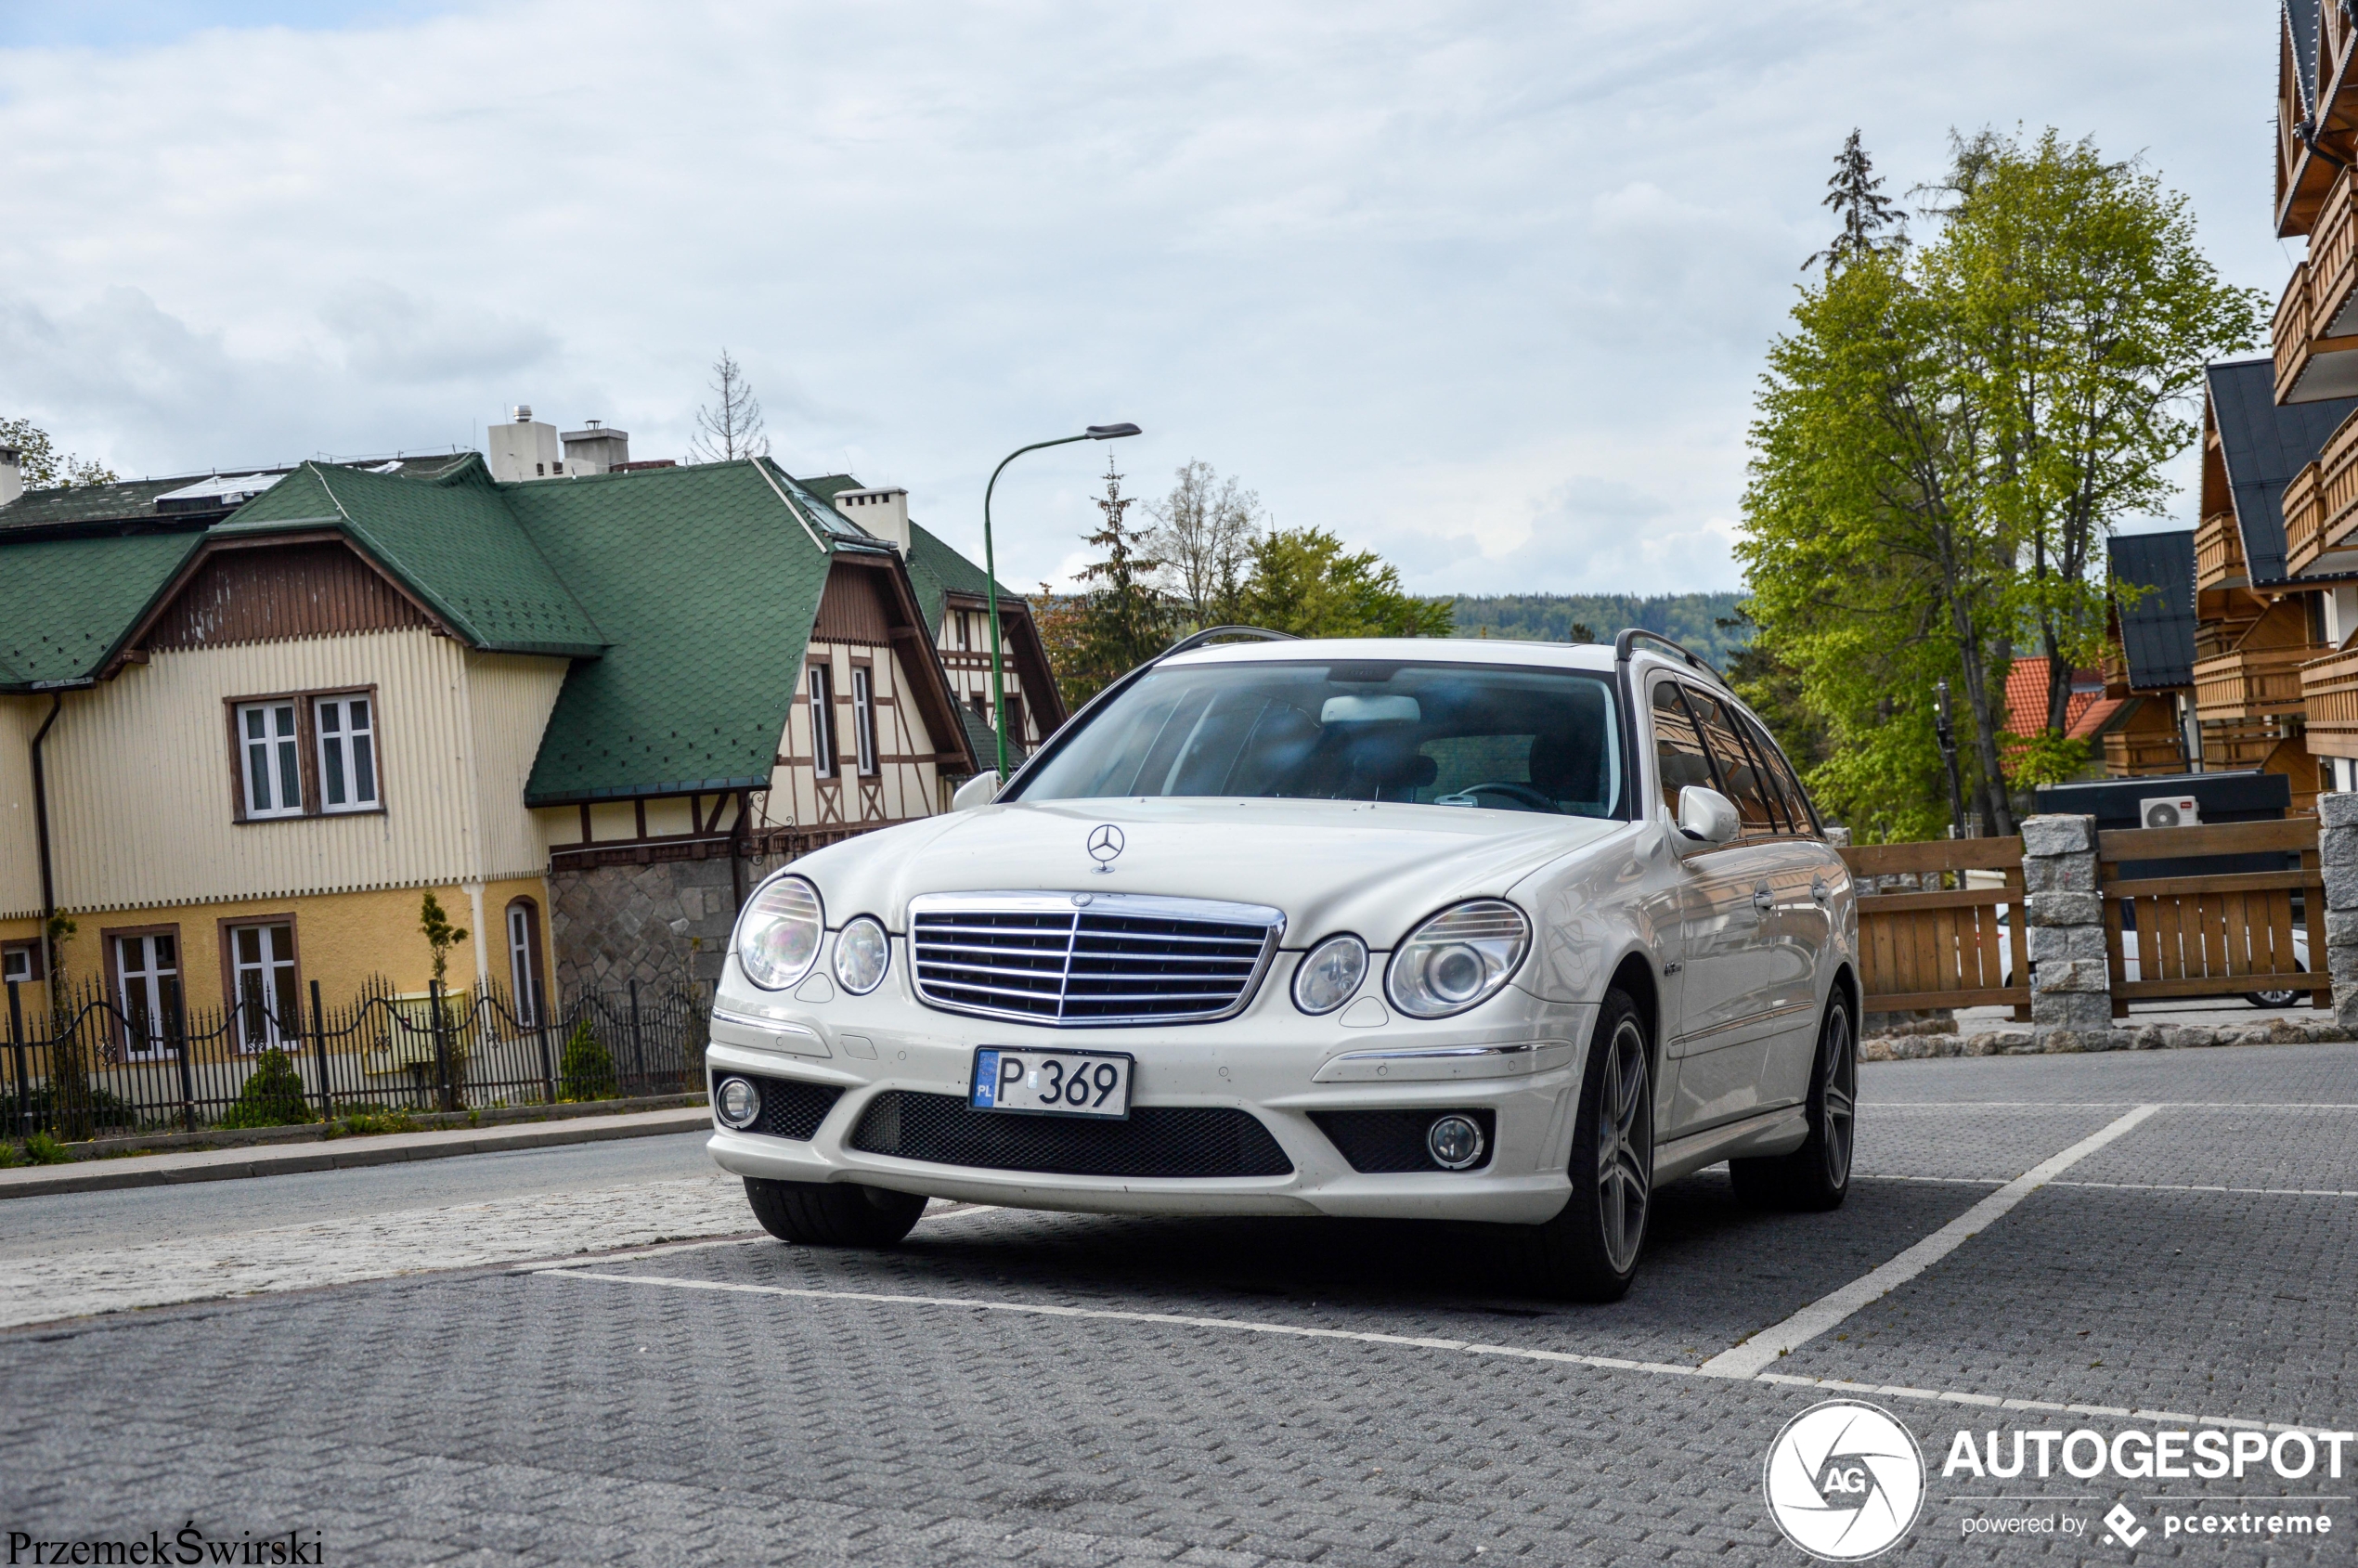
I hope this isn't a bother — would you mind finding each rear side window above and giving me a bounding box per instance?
[1682,686,1782,837]
[1650,681,1716,818]
[1743,713,1818,836]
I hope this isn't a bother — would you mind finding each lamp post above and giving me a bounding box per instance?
[981,423,1142,784]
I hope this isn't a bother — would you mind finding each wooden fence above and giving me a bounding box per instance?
[1838,837,2032,1018]
[2097,819,2325,1014]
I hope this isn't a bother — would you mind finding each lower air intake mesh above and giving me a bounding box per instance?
[1309,1108,1496,1173]
[849,1092,1292,1178]
[719,1072,844,1142]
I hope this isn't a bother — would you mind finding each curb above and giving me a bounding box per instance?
[1862,1018,2356,1061]
[44,1093,706,1163]
[0,1107,713,1200]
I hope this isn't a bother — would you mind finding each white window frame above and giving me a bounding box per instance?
[810,664,837,779]
[115,933,181,1060]
[508,903,538,1026]
[228,922,298,1052]
[313,693,380,813]
[3,945,33,985]
[237,701,304,819]
[852,667,877,776]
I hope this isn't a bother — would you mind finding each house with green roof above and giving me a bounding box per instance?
[801,477,1069,767]
[0,434,985,1030]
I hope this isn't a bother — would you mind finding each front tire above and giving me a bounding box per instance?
[745,1177,927,1247]
[1730,994,1855,1212]
[1512,987,1654,1302]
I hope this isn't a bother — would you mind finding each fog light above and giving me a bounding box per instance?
[1426,1113,1484,1170]
[716,1075,761,1130]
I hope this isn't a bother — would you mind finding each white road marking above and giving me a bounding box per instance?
[1695,1105,2162,1380]
[1867,1101,2358,1110]
[1858,1173,2358,1199]
[530,1264,2340,1437]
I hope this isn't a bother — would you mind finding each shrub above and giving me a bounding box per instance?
[23,1131,70,1164]
[219,1048,316,1129]
[558,1019,617,1101]
[0,1140,22,1168]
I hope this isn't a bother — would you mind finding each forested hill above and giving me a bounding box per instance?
[1445,592,1748,665]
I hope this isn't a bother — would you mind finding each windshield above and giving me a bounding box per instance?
[1010,659,1626,817]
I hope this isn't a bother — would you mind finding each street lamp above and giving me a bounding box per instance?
[981,423,1142,784]
[1934,679,1967,840]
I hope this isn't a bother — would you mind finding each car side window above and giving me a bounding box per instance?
[1650,680,1716,818]
[1683,686,1781,838]
[1743,713,1818,836]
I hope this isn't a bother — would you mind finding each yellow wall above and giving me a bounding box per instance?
[32,629,567,915]
[22,876,557,1020]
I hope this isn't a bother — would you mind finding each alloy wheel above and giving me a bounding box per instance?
[1595,1015,1652,1274]
[1820,1006,1855,1188]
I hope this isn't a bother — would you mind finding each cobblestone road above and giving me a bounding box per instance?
[1,1045,2351,1566]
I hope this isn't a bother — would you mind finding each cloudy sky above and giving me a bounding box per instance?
[0,1,2286,596]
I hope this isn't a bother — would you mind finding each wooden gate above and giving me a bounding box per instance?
[2098,819,2326,1014]
[1838,838,2031,1017]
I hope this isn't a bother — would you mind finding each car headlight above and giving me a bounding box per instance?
[833,915,890,994]
[1293,934,1368,1015]
[1385,900,1530,1018]
[736,875,824,990]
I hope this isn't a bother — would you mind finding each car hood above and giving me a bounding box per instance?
[789,797,1629,948]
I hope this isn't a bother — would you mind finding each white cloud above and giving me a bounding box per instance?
[0,0,2277,593]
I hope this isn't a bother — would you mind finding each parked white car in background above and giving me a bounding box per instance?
[705,630,1859,1301]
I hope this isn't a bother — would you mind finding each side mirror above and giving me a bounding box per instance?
[1675,785,1739,851]
[951,771,1003,812]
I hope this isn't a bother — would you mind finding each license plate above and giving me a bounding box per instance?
[970,1048,1133,1119]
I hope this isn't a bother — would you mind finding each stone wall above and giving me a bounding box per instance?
[548,850,792,1000]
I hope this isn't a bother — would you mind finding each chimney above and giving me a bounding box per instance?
[0,447,20,508]
[485,404,564,481]
[834,486,911,553]
[561,419,630,475]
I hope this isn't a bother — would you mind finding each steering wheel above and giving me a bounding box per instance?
[1441,782,1560,813]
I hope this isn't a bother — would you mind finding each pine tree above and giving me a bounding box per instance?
[1064,461,1173,702]
[1802,129,1908,275]
[690,348,769,461]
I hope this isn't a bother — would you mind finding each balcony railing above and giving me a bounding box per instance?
[2275,168,2358,403]
[2193,643,2315,721]
[2302,643,2358,760]
[2286,461,2325,577]
[2289,407,2358,579]
[2195,510,2245,592]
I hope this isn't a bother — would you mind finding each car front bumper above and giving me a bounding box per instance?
[701,965,1595,1225]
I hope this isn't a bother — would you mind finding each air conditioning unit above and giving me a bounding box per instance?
[2140,795,2201,829]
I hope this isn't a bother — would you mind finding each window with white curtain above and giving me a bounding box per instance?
[810,665,837,778]
[314,694,379,811]
[238,702,303,818]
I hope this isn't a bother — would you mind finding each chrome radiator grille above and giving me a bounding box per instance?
[908,892,1285,1026]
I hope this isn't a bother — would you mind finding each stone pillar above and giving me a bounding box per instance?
[2319,793,2358,1029]
[2020,813,2111,1032]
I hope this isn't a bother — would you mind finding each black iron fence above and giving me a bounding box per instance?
[2,973,708,1142]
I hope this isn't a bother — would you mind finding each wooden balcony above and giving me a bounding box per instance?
[2195,510,2246,593]
[2302,643,2358,761]
[2287,407,2358,578]
[2101,727,2186,777]
[2274,169,2358,402]
[2193,643,2314,722]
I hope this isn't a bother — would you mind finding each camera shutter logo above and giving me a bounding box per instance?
[1762,1400,1925,1561]
[1087,823,1125,873]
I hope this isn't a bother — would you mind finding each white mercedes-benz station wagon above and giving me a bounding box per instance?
[704,629,1859,1300]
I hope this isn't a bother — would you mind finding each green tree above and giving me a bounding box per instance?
[1741,128,2260,838]
[1240,527,1454,639]
[419,891,467,987]
[0,417,115,490]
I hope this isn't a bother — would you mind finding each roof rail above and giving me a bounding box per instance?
[1159,625,1301,658]
[1613,628,1721,680]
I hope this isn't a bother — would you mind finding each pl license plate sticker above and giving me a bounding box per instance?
[971,1048,1134,1119]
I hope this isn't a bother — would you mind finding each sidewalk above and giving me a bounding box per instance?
[0,1106,712,1200]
